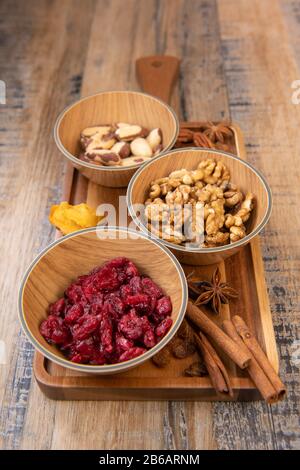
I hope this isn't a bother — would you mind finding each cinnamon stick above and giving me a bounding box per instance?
[223,319,278,403]
[186,301,251,369]
[232,315,286,401]
[194,332,233,397]
[196,331,233,397]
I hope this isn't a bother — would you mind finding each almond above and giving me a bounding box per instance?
[130,137,153,158]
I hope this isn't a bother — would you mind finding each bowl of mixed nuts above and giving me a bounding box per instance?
[54,91,179,187]
[127,148,272,265]
[19,227,187,374]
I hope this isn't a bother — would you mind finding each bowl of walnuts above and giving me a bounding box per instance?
[127,148,272,265]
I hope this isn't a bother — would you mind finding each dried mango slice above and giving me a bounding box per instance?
[49,202,103,235]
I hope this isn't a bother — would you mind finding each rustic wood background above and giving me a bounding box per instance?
[0,0,299,450]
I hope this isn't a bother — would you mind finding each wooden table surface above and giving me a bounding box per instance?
[0,0,300,450]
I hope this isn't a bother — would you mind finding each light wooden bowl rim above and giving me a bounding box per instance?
[127,147,273,253]
[18,226,188,374]
[53,90,180,171]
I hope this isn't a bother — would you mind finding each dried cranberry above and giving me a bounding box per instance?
[118,310,143,340]
[155,317,173,338]
[125,261,139,279]
[40,315,69,345]
[90,303,103,316]
[143,329,156,348]
[99,317,113,353]
[115,333,134,352]
[90,351,106,365]
[156,296,172,317]
[148,296,157,315]
[73,314,100,341]
[70,353,86,363]
[75,338,95,358]
[104,257,129,269]
[119,347,146,362]
[140,315,150,330]
[49,298,66,316]
[124,294,151,313]
[64,304,83,325]
[77,274,91,286]
[105,292,125,317]
[119,284,132,299]
[141,277,163,299]
[129,276,143,294]
[82,283,103,304]
[93,265,120,291]
[65,283,84,304]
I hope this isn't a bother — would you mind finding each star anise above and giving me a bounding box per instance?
[187,267,238,315]
[202,121,233,143]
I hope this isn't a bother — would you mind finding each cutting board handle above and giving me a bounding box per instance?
[136,55,180,104]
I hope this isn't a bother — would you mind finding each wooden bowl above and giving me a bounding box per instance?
[18,227,187,374]
[127,148,272,265]
[54,91,179,188]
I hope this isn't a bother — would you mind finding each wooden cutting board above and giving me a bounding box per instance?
[33,56,278,400]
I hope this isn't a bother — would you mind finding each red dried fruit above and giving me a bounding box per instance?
[129,276,143,294]
[103,257,138,283]
[104,257,129,269]
[143,329,156,348]
[140,315,152,331]
[82,283,103,304]
[49,298,66,316]
[118,310,143,340]
[115,333,134,352]
[148,295,157,315]
[156,296,172,317]
[119,284,132,299]
[90,302,103,316]
[73,314,100,341]
[75,337,95,358]
[155,317,173,338]
[119,347,146,362]
[125,261,139,279]
[93,265,120,291]
[40,315,69,345]
[141,277,163,299]
[65,283,84,304]
[124,294,151,313]
[70,353,86,363]
[40,257,173,365]
[64,304,83,325]
[105,292,125,317]
[90,351,106,365]
[99,317,113,353]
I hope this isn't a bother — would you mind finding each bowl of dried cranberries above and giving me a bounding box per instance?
[19,227,188,373]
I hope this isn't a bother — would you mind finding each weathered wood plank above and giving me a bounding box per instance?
[0,0,95,450]
[214,0,300,450]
